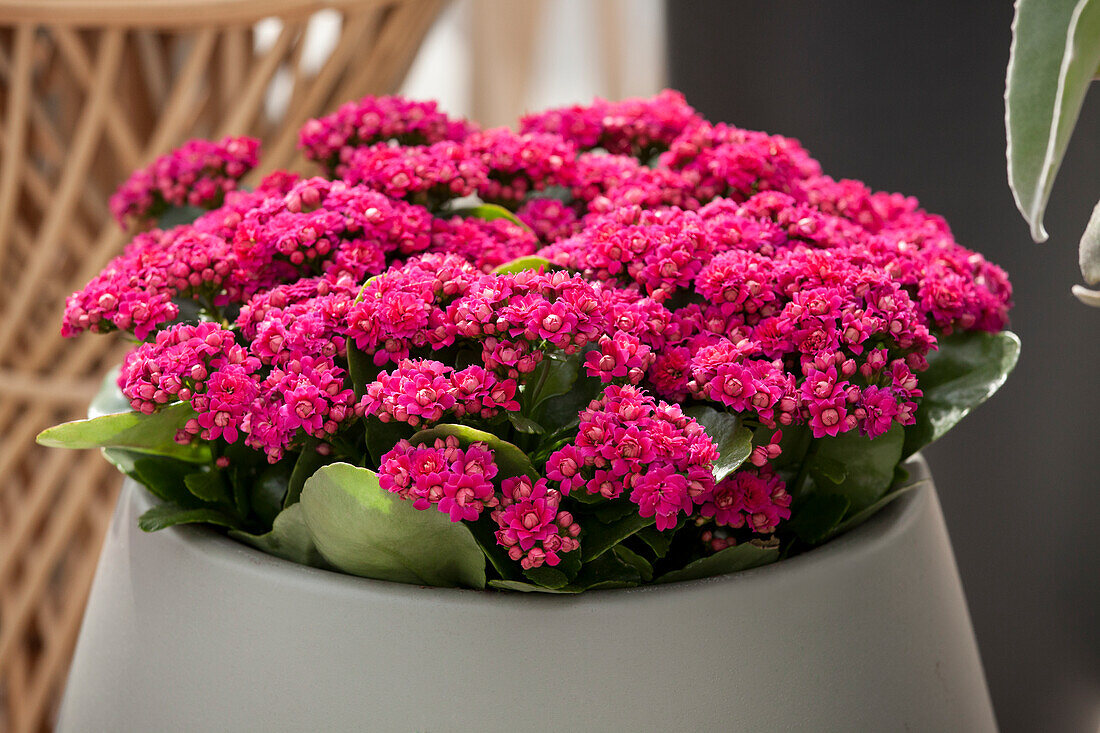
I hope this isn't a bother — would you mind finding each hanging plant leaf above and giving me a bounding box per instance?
[655,542,780,584]
[902,330,1021,458]
[409,424,536,479]
[684,406,753,483]
[1006,0,1100,244]
[300,463,486,588]
[36,401,209,463]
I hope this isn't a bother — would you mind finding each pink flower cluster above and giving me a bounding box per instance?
[492,476,581,569]
[110,136,259,229]
[520,89,703,157]
[345,256,632,378]
[360,359,521,426]
[299,95,475,172]
[60,90,1018,577]
[463,128,577,205]
[546,385,722,531]
[659,122,822,202]
[700,467,792,534]
[118,320,357,461]
[339,141,488,205]
[378,436,498,521]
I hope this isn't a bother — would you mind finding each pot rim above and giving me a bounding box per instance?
[120,454,931,604]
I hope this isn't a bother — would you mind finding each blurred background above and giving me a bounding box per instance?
[667,4,1100,732]
[0,1,1096,731]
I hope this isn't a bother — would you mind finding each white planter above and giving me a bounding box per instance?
[58,456,996,732]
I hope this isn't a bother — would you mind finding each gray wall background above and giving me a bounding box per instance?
[668,3,1100,731]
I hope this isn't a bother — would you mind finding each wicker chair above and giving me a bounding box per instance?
[0,2,445,729]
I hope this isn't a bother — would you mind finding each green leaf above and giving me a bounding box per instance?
[409,424,536,480]
[655,542,779,584]
[299,463,486,588]
[346,342,379,399]
[573,550,642,589]
[903,331,1021,458]
[830,474,931,538]
[488,579,580,594]
[684,406,753,483]
[1006,0,1100,243]
[138,503,238,532]
[452,203,526,227]
[522,565,571,589]
[37,402,209,463]
[635,525,674,558]
[507,412,545,434]
[157,205,206,229]
[808,455,847,486]
[786,493,850,545]
[467,517,518,579]
[364,416,413,466]
[230,504,327,567]
[184,470,230,504]
[613,545,654,582]
[130,456,202,506]
[284,438,337,508]
[491,255,556,275]
[581,512,655,561]
[250,461,293,527]
[813,423,904,513]
[535,371,600,435]
[593,499,638,524]
[527,354,582,411]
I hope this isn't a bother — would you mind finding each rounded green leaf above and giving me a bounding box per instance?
[300,463,486,588]
[903,331,1021,457]
[811,423,904,513]
[230,504,327,568]
[684,406,753,483]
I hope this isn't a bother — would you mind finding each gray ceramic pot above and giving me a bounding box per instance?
[58,456,996,732]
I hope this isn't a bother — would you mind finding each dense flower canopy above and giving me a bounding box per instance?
[60,90,1013,587]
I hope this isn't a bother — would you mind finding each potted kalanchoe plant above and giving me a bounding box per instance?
[45,91,1017,730]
